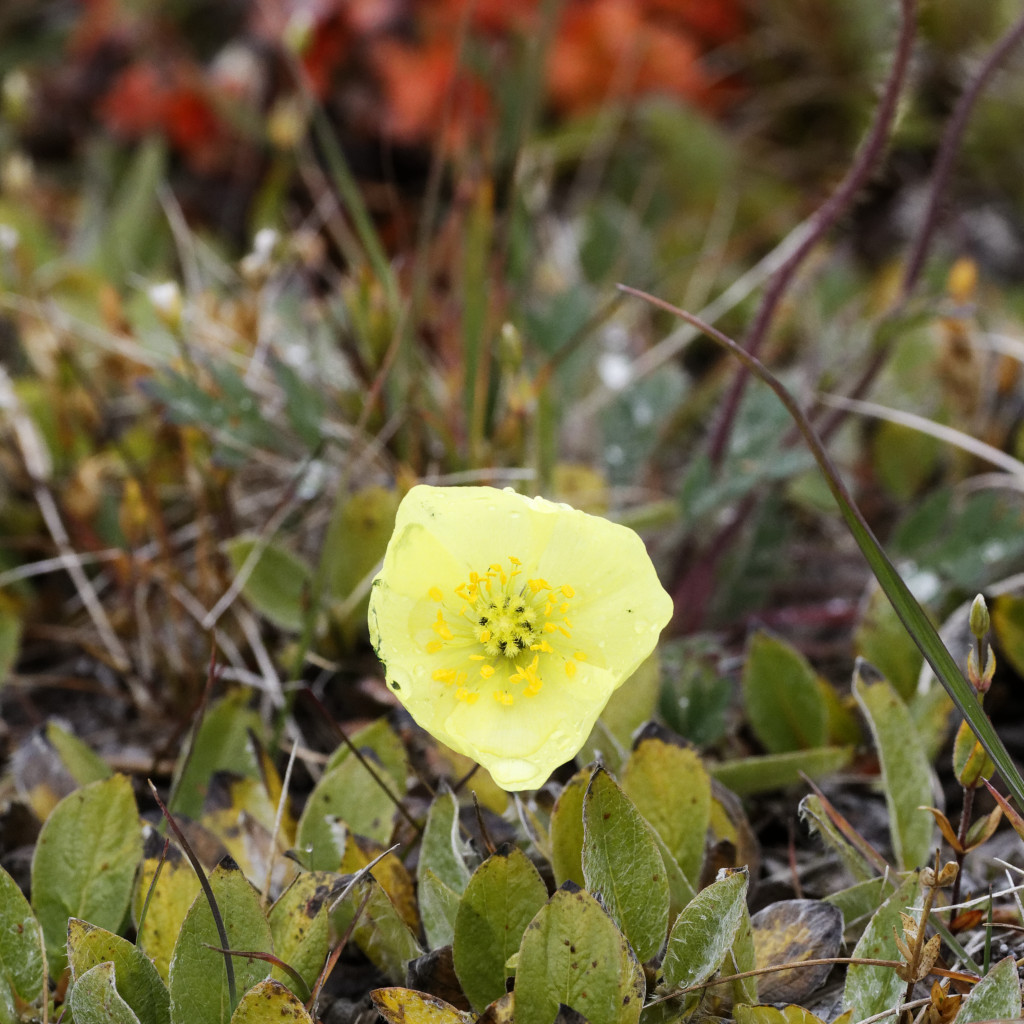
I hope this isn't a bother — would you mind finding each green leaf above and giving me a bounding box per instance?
[991,593,1024,679]
[322,486,400,615]
[331,877,423,983]
[716,901,757,1007]
[742,632,828,753]
[68,919,170,1024]
[853,672,934,870]
[582,768,670,963]
[822,877,894,935]
[45,720,112,785]
[31,774,143,975]
[952,955,1021,1023]
[622,738,710,888]
[419,869,461,950]
[453,846,548,1012]
[296,756,397,867]
[417,787,471,895]
[325,718,409,796]
[0,607,21,690]
[854,587,924,702]
[709,747,852,796]
[660,870,748,992]
[229,979,315,1024]
[515,883,644,1024]
[169,691,263,820]
[550,769,590,888]
[0,864,45,1010]
[843,873,920,1024]
[224,536,315,633]
[799,795,878,883]
[268,871,343,997]
[167,858,273,1024]
[69,961,143,1024]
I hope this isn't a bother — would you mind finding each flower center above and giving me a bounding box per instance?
[424,556,586,706]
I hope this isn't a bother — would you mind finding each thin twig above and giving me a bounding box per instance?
[901,10,1024,296]
[707,0,917,466]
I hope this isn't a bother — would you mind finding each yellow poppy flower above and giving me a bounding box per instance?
[368,484,674,790]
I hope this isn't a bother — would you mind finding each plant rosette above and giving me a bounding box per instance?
[368,484,673,790]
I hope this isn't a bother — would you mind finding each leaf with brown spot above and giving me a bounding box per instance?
[750,900,842,1004]
[370,986,473,1024]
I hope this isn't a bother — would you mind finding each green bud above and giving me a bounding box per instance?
[969,594,990,639]
[952,719,994,788]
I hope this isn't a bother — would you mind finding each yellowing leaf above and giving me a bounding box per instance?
[371,987,474,1024]
[134,831,202,983]
[229,979,314,1023]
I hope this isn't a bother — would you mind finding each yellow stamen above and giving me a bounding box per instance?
[426,640,443,653]
[528,578,550,593]
[574,651,587,661]
[561,585,574,598]
[433,668,456,684]
[480,664,495,679]
[429,586,444,602]
[493,691,514,706]
[565,661,577,677]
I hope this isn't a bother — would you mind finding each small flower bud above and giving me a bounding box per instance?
[969,594,989,639]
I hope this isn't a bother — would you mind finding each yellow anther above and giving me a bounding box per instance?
[544,623,557,633]
[560,602,570,614]
[429,586,444,601]
[480,664,495,679]
[524,681,542,696]
[433,668,456,683]
[561,584,574,598]
[556,625,571,637]
[456,687,479,704]
[469,654,485,661]
[426,640,443,653]
[574,651,587,661]
[493,691,514,706]
[565,661,577,677]
[456,670,468,686]
[509,556,521,565]
[479,628,492,643]
[528,578,550,593]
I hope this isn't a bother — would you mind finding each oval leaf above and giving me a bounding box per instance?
[582,768,670,963]
[660,870,748,992]
[0,864,45,1007]
[69,961,143,1024]
[515,883,643,1024]
[371,987,473,1024]
[68,918,170,1024]
[268,871,344,996]
[168,858,274,1024]
[550,769,589,889]
[742,632,828,753]
[844,872,920,1024]
[853,673,934,870]
[229,979,314,1024]
[453,846,548,1013]
[952,955,1021,1024]
[750,900,843,1004]
[31,774,143,975]
[224,535,314,633]
[418,787,472,895]
[296,756,397,865]
[622,738,710,888]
